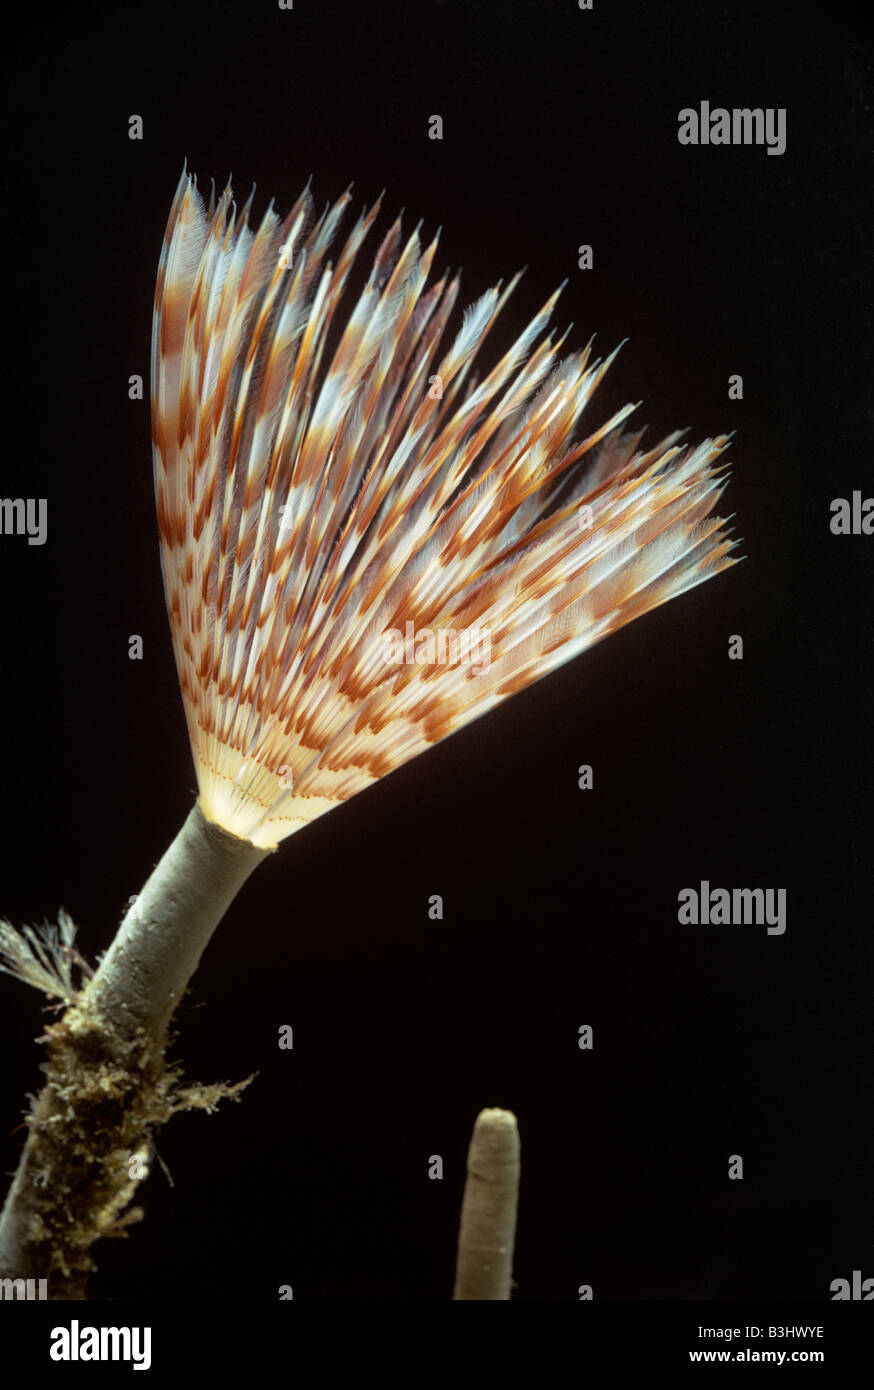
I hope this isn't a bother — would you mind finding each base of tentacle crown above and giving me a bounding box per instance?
[193,744,374,849]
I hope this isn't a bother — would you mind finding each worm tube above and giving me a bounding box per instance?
[0,803,269,1295]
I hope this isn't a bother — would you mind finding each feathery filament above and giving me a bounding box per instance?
[152,170,738,848]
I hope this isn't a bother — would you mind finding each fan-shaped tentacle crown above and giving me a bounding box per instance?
[152,170,738,849]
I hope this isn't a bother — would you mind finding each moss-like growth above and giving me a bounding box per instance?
[5,992,252,1298]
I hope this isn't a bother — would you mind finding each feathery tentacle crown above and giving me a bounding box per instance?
[152,168,738,849]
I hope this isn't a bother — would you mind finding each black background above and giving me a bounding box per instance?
[1,0,871,1302]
